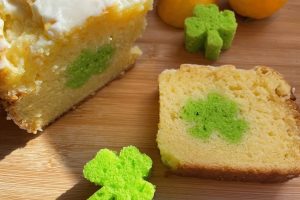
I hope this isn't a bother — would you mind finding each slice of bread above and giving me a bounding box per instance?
[157,64,300,182]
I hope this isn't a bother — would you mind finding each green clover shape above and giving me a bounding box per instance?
[181,93,248,143]
[66,44,115,89]
[83,146,155,200]
[185,4,237,60]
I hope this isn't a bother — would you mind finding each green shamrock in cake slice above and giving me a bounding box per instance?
[181,93,248,143]
[66,44,115,89]
[185,4,237,60]
[83,146,155,200]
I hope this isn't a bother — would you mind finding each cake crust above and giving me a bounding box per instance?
[176,163,300,183]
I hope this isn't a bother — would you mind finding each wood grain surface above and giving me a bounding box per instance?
[1,1,300,199]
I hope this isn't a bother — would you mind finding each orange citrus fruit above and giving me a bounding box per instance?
[229,0,288,19]
[157,0,219,28]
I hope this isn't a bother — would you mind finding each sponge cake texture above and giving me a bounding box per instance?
[157,64,300,182]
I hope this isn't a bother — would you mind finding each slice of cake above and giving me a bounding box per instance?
[157,64,300,182]
[0,0,153,133]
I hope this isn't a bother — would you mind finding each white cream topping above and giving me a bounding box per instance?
[32,0,146,36]
[0,19,10,51]
[31,0,115,36]
[1,0,147,37]
[0,19,12,69]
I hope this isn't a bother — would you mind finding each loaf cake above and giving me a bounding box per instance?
[157,64,300,182]
[0,0,153,133]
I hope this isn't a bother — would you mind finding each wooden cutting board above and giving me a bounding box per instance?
[1,1,300,199]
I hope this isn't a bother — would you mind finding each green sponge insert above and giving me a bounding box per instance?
[185,4,237,60]
[180,93,248,143]
[83,146,155,200]
[65,44,115,89]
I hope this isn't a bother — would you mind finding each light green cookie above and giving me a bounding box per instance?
[185,4,237,60]
[83,146,155,200]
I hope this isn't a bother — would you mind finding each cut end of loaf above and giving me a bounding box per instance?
[0,0,153,133]
[157,64,300,182]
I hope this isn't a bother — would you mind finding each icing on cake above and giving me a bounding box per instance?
[1,0,146,36]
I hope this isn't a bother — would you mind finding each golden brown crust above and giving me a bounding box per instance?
[0,99,35,133]
[286,99,300,138]
[174,164,300,183]
[0,68,9,93]
[259,65,300,133]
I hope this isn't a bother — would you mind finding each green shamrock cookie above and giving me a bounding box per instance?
[184,4,237,60]
[83,146,155,200]
[181,93,248,143]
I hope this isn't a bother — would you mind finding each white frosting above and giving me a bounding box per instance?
[32,0,115,36]
[0,19,10,51]
[0,0,147,37]
[0,19,12,69]
[32,0,146,36]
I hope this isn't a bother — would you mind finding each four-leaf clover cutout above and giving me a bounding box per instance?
[83,146,155,200]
